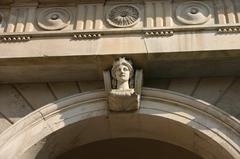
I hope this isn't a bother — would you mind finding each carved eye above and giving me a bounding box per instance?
[123,67,128,71]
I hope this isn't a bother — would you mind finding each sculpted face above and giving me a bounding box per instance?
[115,64,130,82]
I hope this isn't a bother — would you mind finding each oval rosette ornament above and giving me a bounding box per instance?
[176,1,211,25]
[37,8,72,30]
[107,5,140,28]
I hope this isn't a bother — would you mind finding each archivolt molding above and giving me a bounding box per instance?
[0,88,239,159]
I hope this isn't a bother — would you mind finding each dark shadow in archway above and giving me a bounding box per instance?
[54,138,202,159]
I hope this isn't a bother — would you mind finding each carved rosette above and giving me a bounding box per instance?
[107,5,140,28]
[176,1,211,25]
[37,8,72,31]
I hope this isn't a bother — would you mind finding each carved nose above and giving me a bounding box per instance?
[120,68,124,73]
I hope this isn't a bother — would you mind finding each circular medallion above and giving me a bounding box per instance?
[37,8,72,30]
[176,1,211,25]
[107,5,140,28]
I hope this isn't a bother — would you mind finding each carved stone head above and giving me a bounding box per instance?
[111,57,134,89]
[103,57,142,111]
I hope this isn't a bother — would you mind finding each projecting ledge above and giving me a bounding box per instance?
[0,30,240,58]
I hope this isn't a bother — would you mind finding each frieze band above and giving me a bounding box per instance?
[0,1,239,42]
[0,1,239,34]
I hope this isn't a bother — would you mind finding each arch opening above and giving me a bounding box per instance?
[55,138,203,159]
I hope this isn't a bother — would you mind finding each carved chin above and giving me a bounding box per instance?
[117,77,129,82]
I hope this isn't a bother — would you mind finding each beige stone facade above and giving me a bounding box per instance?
[0,0,239,159]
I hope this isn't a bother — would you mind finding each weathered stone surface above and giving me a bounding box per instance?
[0,114,11,134]
[108,93,140,111]
[0,85,33,122]
[14,84,56,109]
[48,82,80,99]
[192,77,234,104]
[168,78,199,95]
[216,79,240,117]
[78,81,104,92]
[144,79,171,89]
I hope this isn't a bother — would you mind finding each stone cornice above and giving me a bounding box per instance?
[1,24,240,42]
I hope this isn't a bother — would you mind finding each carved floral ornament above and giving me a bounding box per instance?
[37,8,72,31]
[106,5,140,28]
[176,1,211,25]
[103,57,143,111]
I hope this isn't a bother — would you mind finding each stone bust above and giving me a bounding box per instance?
[103,57,142,111]
[111,57,134,95]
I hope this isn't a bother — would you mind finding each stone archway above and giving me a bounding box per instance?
[0,88,239,159]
